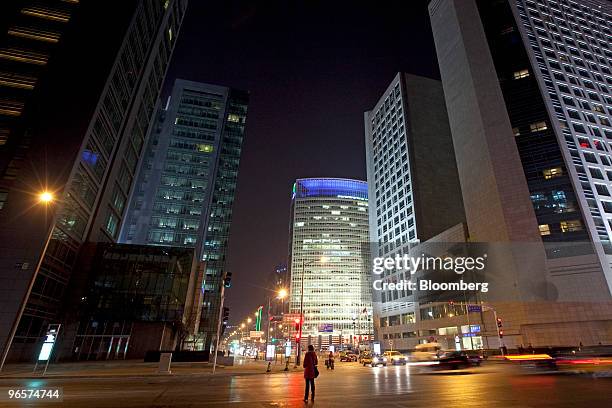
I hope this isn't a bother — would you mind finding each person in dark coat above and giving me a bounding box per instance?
[303,345,318,402]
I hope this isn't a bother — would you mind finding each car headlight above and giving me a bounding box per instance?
[382,357,387,362]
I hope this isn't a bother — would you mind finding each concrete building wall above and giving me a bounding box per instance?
[428,0,612,348]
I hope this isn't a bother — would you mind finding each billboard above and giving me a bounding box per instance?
[318,323,333,333]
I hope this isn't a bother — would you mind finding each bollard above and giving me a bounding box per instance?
[158,352,172,375]
[266,362,272,373]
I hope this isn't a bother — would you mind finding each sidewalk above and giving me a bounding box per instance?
[0,356,299,379]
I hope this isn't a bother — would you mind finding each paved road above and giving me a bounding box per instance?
[0,362,610,407]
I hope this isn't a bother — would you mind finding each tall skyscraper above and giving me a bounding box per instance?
[364,73,465,344]
[429,0,612,345]
[288,178,372,345]
[0,0,188,364]
[120,79,249,351]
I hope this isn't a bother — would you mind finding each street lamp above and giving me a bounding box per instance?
[0,189,57,372]
[296,256,328,366]
[264,288,289,361]
[247,317,252,324]
[39,191,54,204]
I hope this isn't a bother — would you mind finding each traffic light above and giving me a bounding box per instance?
[496,317,503,328]
[499,330,504,338]
[294,317,301,332]
[220,307,230,336]
[223,272,232,288]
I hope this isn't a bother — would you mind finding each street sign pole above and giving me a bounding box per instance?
[212,284,225,374]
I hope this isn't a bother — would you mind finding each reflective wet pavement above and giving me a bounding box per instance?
[0,362,610,407]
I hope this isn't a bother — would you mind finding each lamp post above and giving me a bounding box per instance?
[1,191,57,372]
[265,288,287,361]
[295,256,327,366]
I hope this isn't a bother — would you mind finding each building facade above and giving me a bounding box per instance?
[288,178,372,346]
[364,73,466,349]
[59,243,203,361]
[428,0,612,347]
[0,0,188,364]
[120,79,249,352]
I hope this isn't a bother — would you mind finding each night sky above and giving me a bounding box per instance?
[164,0,438,322]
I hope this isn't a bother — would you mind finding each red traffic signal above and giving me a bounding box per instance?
[496,318,503,328]
[499,330,504,338]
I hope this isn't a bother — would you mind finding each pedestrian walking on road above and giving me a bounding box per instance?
[303,345,318,402]
[327,351,334,370]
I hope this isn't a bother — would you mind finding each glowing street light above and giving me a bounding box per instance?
[277,288,288,300]
[247,317,252,324]
[240,323,245,328]
[39,191,54,204]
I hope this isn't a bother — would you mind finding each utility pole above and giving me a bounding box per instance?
[296,258,305,366]
[213,272,231,374]
[265,296,271,360]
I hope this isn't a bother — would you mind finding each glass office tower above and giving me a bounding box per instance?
[288,178,373,345]
[120,79,249,351]
[429,0,612,346]
[0,0,188,363]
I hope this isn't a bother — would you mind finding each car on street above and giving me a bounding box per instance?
[339,351,358,362]
[434,351,472,370]
[358,350,371,364]
[383,350,407,365]
[360,351,387,367]
[411,342,443,361]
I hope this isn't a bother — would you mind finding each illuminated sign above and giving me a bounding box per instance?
[38,325,60,362]
[373,342,381,355]
[318,323,333,333]
[266,345,275,360]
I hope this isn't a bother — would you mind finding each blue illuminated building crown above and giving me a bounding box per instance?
[292,178,368,200]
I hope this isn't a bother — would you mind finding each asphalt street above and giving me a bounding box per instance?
[0,361,610,407]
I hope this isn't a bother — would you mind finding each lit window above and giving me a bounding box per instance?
[0,128,8,145]
[106,212,119,236]
[512,127,521,136]
[21,7,70,22]
[196,144,213,153]
[295,222,304,227]
[8,27,60,43]
[0,48,48,65]
[164,0,170,9]
[538,224,551,236]
[0,191,7,210]
[513,69,530,79]
[227,114,241,123]
[560,220,583,233]
[168,28,173,41]
[530,121,548,132]
[543,167,563,179]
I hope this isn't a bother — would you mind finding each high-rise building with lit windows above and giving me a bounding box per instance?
[288,178,373,345]
[429,0,612,346]
[364,73,465,348]
[430,0,612,300]
[0,0,188,363]
[120,79,249,352]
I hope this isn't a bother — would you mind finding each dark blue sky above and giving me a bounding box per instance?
[165,0,438,322]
